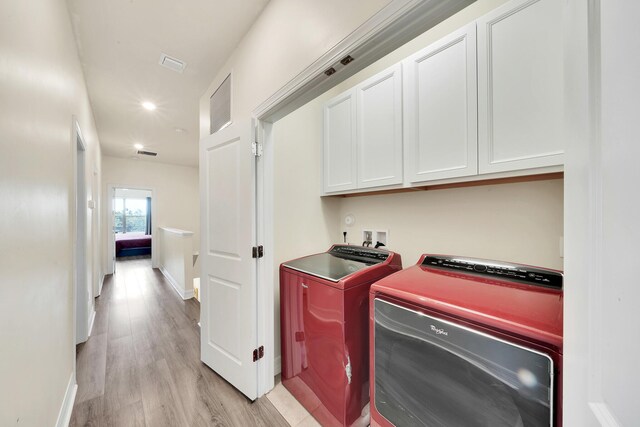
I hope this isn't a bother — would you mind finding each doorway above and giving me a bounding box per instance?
[106,185,156,275]
[73,120,93,345]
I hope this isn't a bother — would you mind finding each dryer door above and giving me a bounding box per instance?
[373,298,554,427]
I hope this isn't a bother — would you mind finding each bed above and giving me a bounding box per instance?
[115,233,152,257]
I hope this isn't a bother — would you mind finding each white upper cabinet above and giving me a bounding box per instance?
[322,0,565,195]
[356,63,403,189]
[477,0,564,174]
[403,23,478,183]
[323,90,357,193]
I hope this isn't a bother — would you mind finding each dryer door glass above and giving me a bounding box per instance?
[373,298,553,427]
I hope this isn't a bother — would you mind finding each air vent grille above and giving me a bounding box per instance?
[137,150,157,157]
[159,53,186,73]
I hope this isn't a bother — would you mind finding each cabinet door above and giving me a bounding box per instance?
[356,64,403,189]
[477,0,564,174]
[324,90,357,193]
[403,23,477,183]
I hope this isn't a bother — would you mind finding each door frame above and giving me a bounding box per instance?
[106,184,158,274]
[247,0,478,396]
[72,118,94,347]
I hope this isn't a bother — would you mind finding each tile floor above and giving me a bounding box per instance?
[267,382,320,427]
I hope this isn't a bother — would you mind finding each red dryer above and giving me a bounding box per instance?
[280,245,402,426]
[369,255,563,427]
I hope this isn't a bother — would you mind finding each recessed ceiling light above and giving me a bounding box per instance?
[142,101,156,111]
[134,143,144,149]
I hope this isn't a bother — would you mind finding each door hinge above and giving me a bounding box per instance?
[251,140,263,157]
[252,345,264,362]
[252,245,264,258]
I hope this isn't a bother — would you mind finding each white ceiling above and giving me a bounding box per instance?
[67,0,270,167]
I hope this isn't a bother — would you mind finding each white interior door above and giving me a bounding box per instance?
[199,120,258,400]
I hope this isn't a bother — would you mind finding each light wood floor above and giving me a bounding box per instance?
[71,257,288,427]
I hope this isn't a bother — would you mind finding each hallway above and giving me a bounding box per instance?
[71,258,287,426]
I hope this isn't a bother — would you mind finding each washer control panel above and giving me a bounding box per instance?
[330,245,389,262]
[422,255,563,289]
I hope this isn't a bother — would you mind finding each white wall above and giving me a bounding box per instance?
[102,156,200,267]
[272,106,342,363]
[338,181,563,269]
[0,0,102,425]
[158,228,195,300]
[199,0,392,137]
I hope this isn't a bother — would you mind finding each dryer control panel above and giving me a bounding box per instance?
[422,255,563,289]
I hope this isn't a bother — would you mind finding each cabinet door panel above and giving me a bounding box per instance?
[324,90,357,193]
[356,64,403,189]
[478,0,564,173]
[404,23,477,183]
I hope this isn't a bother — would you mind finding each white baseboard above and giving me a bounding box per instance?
[87,309,96,337]
[55,373,77,427]
[274,355,282,375]
[159,266,194,300]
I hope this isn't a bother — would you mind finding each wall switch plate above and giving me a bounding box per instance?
[87,199,95,209]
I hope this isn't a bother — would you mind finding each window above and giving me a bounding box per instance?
[114,197,147,233]
[210,73,231,134]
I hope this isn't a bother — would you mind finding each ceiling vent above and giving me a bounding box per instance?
[137,150,157,157]
[159,53,186,73]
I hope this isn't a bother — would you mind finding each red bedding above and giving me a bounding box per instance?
[115,233,152,251]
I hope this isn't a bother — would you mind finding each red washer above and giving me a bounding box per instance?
[281,245,402,426]
[369,255,563,427]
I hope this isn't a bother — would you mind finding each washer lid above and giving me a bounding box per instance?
[283,245,388,282]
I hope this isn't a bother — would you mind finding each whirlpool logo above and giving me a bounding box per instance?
[430,325,449,336]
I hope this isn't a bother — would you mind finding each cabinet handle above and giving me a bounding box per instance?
[301,283,309,289]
